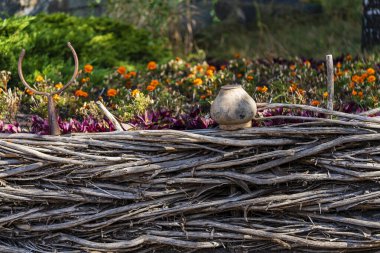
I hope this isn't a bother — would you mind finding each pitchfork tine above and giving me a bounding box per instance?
[53,42,79,95]
[18,49,48,96]
[17,42,80,135]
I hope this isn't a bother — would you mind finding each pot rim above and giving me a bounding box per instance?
[221,84,241,90]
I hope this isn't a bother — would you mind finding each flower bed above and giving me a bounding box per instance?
[1,104,380,252]
[1,54,380,133]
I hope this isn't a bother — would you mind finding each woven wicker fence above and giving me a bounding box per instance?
[1,103,380,252]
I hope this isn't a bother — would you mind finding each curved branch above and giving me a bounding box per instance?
[53,42,79,95]
[18,49,48,96]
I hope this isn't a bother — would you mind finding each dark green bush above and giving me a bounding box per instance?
[0,13,172,86]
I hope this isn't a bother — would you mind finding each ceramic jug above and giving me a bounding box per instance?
[210,84,257,130]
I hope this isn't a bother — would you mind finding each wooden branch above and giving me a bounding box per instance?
[1,110,380,251]
[96,101,124,131]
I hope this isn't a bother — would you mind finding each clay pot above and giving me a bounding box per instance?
[210,84,257,130]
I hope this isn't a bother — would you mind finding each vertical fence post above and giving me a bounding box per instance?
[326,54,334,112]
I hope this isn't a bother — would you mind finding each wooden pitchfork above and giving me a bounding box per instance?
[18,42,79,135]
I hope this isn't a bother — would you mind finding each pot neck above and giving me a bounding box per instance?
[221,84,242,90]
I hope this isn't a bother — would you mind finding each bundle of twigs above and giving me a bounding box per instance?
[1,103,380,252]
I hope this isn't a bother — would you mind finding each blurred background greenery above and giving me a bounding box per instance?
[0,0,374,85]
[107,0,365,59]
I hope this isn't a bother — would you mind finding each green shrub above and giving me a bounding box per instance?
[0,13,172,86]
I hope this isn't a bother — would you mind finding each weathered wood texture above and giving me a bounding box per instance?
[1,104,380,252]
[326,54,334,111]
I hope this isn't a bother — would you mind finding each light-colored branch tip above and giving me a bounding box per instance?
[96,101,124,131]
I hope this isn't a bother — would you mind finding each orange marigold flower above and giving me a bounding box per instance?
[336,70,343,77]
[346,54,352,61]
[220,65,226,71]
[124,73,132,79]
[200,95,207,100]
[368,75,376,83]
[35,75,44,82]
[26,89,34,95]
[131,89,140,97]
[247,75,254,81]
[358,91,364,98]
[289,83,298,92]
[289,64,296,71]
[55,83,63,89]
[207,66,216,72]
[196,66,204,73]
[304,60,311,68]
[256,86,268,93]
[146,85,156,92]
[75,90,88,98]
[323,91,328,98]
[352,75,361,83]
[129,71,137,77]
[311,100,320,106]
[291,71,297,77]
[107,88,117,97]
[237,73,243,78]
[336,62,342,69]
[117,66,126,75]
[150,79,159,87]
[367,68,376,75]
[352,90,357,96]
[147,61,157,70]
[349,82,355,89]
[193,78,203,86]
[84,64,93,73]
[206,69,214,77]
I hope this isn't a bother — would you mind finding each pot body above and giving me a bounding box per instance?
[210,84,257,130]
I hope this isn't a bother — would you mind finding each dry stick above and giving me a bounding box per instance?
[0,140,105,166]
[254,115,380,129]
[299,212,380,229]
[360,107,380,116]
[0,162,45,178]
[326,54,334,112]
[0,245,29,253]
[15,195,183,231]
[256,103,380,123]
[138,130,298,147]
[245,134,380,173]
[185,220,380,249]
[58,233,220,250]
[96,101,124,131]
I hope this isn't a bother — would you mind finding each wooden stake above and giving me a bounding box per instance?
[326,55,334,111]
